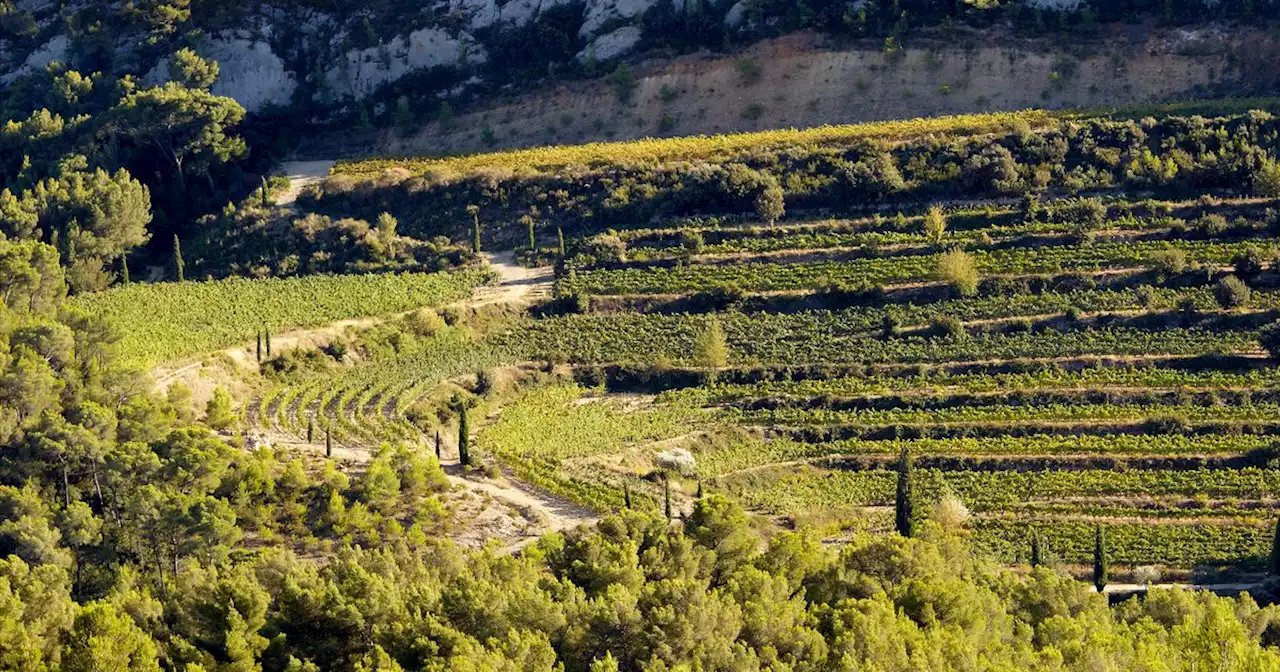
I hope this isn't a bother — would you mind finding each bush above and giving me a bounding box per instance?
[1233,247,1274,278]
[1259,321,1280,359]
[928,316,966,339]
[1146,249,1187,276]
[679,230,705,254]
[935,249,980,297]
[1193,214,1228,238]
[1213,276,1251,309]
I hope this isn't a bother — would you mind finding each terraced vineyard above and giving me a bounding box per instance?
[244,108,1280,582]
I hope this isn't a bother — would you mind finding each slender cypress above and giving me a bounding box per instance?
[527,216,536,251]
[435,430,442,460]
[623,482,632,509]
[894,447,914,538]
[458,410,471,467]
[1093,525,1108,592]
[325,426,332,458]
[306,418,314,443]
[696,478,704,499]
[664,476,672,519]
[1030,529,1042,568]
[261,175,270,207]
[265,325,272,357]
[256,331,262,363]
[557,225,566,258]
[1270,518,1280,576]
[173,235,185,282]
[122,256,130,285]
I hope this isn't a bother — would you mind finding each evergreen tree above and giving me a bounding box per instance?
[173,234,184,282]
[435,430,442,460]
[264,325,271,357]
[121,256,130,285]
[260,175,270,207]
[895,447,914,538]
[1271,518,1280,576]
[307,418,314,443]
[255,331,262,363]
[696,478,704,499]
[664,475,672,519]
[1093,525,1108,592]
[466,205,481,254]
[1030,529,1042,567]
[325,426,332,458]
[557,225,566,258]
[623,482,632,509]
[458,410,471,467]
[523,214,536,251]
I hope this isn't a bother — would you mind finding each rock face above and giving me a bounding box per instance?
[580,0,662,37]
[145,35,298,113]
[1,34,68,85]
[321,27,489,101]
[578,25,643,62]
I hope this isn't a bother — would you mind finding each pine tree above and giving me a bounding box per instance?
[1270,518,1280,576]
[1093,525,1108,592]
[325,426,332,458]
[895,447,914,538]
[623,482,632,509]
[664,476,672,519]
[173,234,185,282]
[557,225,566,258]
[1030,530,1042,567]
[466,205,481,254]
[458,409,471,467]
[121,256,130,285]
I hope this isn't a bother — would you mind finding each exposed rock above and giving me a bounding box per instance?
[1022,0,1085,10]
[452,0,500,30]
[322,27,488,101]
[577,25,643,62]
[499,0,541,26]
[580,0,661,37]
[145,35,298,113]
[724,1,747,28]
[1,34,68,85]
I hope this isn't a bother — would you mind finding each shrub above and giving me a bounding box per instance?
[935,249,980,297]
[928,316,966,339]
[923,206,947,244]
[1213,275,1251,309]
[1146,248,1187,276]
[1193,214,1228,238]
[1233,247,1274,277]
[679,230,705,254]
[1259,320,1280,359]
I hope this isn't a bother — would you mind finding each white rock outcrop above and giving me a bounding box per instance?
[145,35,298,113]
[577,25,643,62]
[322,27,488,101]
[1,34,69,85]
[579,0,661,37]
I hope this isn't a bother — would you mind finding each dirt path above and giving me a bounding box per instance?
[276,160,335,208]
[473,251,554,306]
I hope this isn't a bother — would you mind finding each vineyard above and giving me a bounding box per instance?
[148,106,1280,584]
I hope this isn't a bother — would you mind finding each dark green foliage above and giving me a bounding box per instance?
[121,256,130,285]
[255,331,262,363]
[264,324,271,357]
[325,426,332,458]
[1272,518,1280,576]
[557,225,566,258]
[896,447,914,538]
[307,418,314,443]
[1259,320,1280,359]
[664,475,672,519]
[458,409,471,467]
[623,482,632,509]
[1031,530,1042,567]
[435,430,442,460]
[1213,275,1251,309]
[1094,525,1109,592]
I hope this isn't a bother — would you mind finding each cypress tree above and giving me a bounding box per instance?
[325,426,332,458]
[307,418,314,443]
[265,325,272,357]
[458,409,470,467]
[527,216,536,251]
[256,331,262,363]
[664,476,672,519]
[557,225,566,258]
[1030,529,1042,568]
[696,478,704,499]
[1271,518,1280,576]
[435,430,442,460]
[261,175,270,207]
[173,235,185,282]
[894,447,914,538]
[623,482,632,509]
[1093,525,1108,592]
[122,256,130,285]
